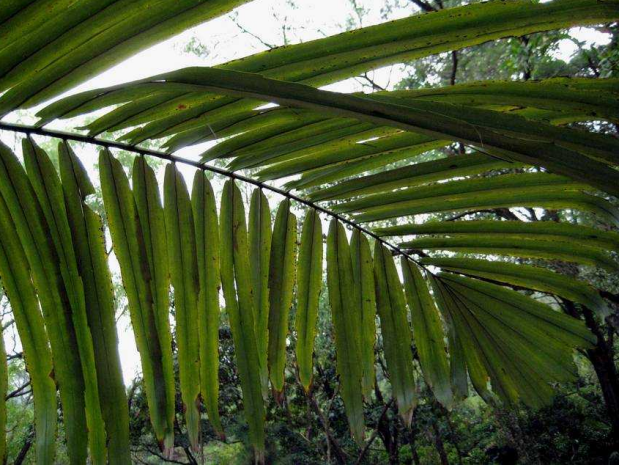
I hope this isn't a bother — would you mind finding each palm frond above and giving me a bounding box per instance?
[0,0,616,461]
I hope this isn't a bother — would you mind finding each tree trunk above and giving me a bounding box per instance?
[561,299,619,444]
[408,422,421,465]
[436,402,463,465]
[582,305,619,446]
[431,423,449,465]
[377,405,400,465]
[588,342,619,441]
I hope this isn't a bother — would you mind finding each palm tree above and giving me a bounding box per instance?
[0,0,616,462]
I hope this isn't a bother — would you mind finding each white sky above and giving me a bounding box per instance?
[0,0,611,385]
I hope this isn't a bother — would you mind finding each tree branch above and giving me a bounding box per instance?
[359,73,386,91]
[230,14,276,49]
[354,399,394,465]
[6,351,23,361]
[409,0,436,12]
[6,380,31,400]
[449,51,458,86]
[13,425,34,465]
[305,388,348,464]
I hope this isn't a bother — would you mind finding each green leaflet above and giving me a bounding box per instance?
[218,0,617,86]
[353,190,616,226]
[168,110,331,161]
[0,139,89,465]
[37,0,618,150]
[38,67,618,194]
[191,172,224,435]
[267,199,297,397]
[60,142,131,464]
[132,156,176,451]
[248,189,272,399]
[384,77,618,123]
[163,109,268,152]
[23,138,106,464]
[122,97,254,146]
[350,230,376,401]
[249,123,383,176]
[374,220,619,251]
[227,118,365,170]
[421,257,610,318]
[252,126,412,180]
[432,272,594,408]
[288,140,450,191]
[308,153,516,201]
[402,236,618,273]
[0,0,251,112]
[86,91,191,137]
[164,163,201,450]
[335,172,592,213]
[430,277,492,403]
[79,213,130,460]
[99,149,174,454]
[400,260,452,409]
[0,194,57,464]
[201,113,326,162]
[428,275,468,401]
[295,209,323,392]
[0,140,88,464]
[373,244,416,425]
[326,219,365,444]
[219,180,265,460]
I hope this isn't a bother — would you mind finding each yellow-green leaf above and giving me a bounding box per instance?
[295,209,323,392]
[401,259,452,408]
[373,245,416,425]
[220,180,265,460]
[132,156,176,452]
[248,188,272,399]
[61,142,131,464]
[99,149,175,453]
[164,163,201,450]
[191,171,224,436]
[350,229,376,401]
[326,219,365,444]
[268,199,297,397]
[0,193,57,464]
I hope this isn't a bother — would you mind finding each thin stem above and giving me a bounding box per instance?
[354,399,394,465]
[0,122,422,265]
